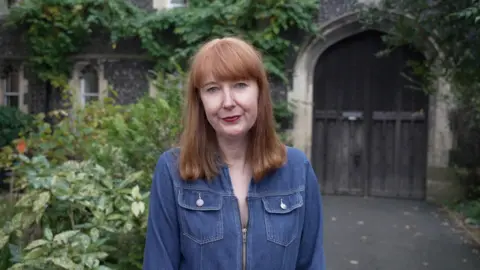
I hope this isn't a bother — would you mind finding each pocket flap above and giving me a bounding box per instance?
[262,192,303,214]
[178,189,222,211]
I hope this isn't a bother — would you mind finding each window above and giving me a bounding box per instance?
[152,0,186,10]
[0,66,20,108]
[70,62,107,109]
[0,0,18,15]
[167,0,186,8]
[79,65,99,107]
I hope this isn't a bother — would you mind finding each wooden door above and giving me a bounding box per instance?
[312,32,369,196]
[367,39,428,199]
[312,30,428,199]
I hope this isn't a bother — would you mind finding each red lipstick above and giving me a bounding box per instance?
[222,116,241,123]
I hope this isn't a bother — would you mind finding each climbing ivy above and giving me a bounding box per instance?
[4,0,319,88]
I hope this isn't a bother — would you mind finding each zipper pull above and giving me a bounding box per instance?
[242,228,247,243]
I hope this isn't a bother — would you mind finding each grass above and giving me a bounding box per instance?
[455,199,480,225]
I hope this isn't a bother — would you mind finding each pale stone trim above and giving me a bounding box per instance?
[18,64,28,113]
[0,0,8,16]
[148,78,157,98]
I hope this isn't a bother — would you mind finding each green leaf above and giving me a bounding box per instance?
[15,190,40,207]
[90,228,100,242]
[131,185,142,200]
[8,263,26,270]
[24,239,49,250]
[53,230,79,244]
[95,266,113,270]
[32,191,51,212]
[101,177,113,190]
[106,214,124,221]
[119,171,143,188]
[131,201,145,217]
[23,247,45,260]
[44,227,53,241]
[10,212,23,231]
[0,232,9,249]
[49,257,79,269]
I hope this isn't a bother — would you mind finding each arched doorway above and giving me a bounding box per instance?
[311,30,429,199]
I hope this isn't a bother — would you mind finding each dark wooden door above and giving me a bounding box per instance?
[312,30,428,199]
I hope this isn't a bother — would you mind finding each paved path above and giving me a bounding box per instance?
[322,195,480,270]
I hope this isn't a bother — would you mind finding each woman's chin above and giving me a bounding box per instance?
[219,129,248,139]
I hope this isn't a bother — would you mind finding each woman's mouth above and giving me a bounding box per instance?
[222,115,241,123]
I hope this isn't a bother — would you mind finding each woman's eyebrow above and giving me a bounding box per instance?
[201,82,216,88]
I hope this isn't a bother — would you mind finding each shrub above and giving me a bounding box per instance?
[0,149,147,269]
[0,107,34,149]
[0,69,183,269]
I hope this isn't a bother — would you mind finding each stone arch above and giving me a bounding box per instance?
[289,11,454,200]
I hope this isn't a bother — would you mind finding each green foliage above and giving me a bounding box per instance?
[360,0,480,96]
[0,107,34,149]
[0,153,147,269]
[100,69,185,175]
[0,197,16,269]
[5,0,318,86]
[4,0,141,87]
[273,100,295,129]
[455,199,480,225]
[0,70,194,269]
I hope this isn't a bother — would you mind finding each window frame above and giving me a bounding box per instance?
[70,61,107,110]
[79,65,100,107]
[167,0,187,9]
[2,73,20,107]
[0,65,28,113]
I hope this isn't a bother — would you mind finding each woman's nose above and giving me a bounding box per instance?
[222,88,235,109]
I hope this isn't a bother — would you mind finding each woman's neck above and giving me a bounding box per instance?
[217,135,248,166]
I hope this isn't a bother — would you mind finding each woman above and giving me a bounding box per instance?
[143,37,325,270]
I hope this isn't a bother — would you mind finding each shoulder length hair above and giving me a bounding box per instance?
[178,37,286,181]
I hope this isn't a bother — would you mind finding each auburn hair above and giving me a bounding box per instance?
[178,36,286,181]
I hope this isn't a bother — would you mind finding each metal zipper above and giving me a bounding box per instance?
[242,227,247,270]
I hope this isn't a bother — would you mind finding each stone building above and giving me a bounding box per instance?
[0,0,186,114]
[0,0,455,202]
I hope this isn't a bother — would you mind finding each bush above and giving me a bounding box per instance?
[0,196,16,269]
[0,69,183,269]
[0,107,34,149]
[0,150,147,269]
[0,107,34,191]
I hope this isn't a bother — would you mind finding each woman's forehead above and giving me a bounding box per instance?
[190,40,262,89]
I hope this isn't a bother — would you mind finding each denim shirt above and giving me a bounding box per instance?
[143,147,326,270]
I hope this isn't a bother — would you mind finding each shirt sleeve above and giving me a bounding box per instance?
[143,153,181,270]
[296,159,326,270]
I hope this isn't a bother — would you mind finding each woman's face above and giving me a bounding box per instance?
[199,77,259,140]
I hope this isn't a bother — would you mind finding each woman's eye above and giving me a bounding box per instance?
[206,87,218,92]
[234,82,248,88]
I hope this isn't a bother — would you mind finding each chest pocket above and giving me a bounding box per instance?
[262,191,304,246]
[177,189,224,244]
